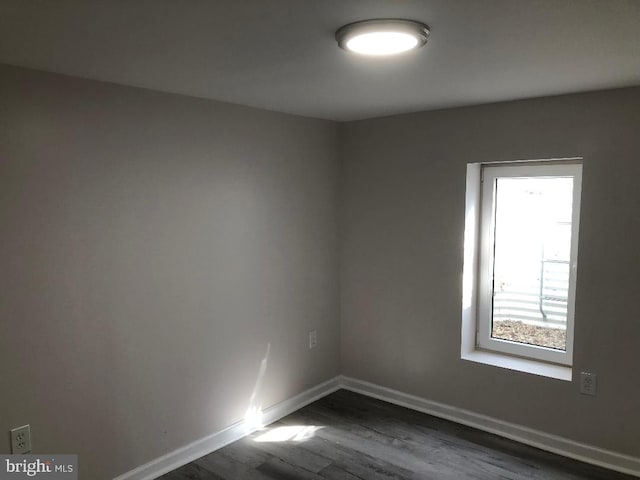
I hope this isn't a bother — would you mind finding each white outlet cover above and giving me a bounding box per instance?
[579,372,597,396]
[10,424,32,454]
[309,330,318,349]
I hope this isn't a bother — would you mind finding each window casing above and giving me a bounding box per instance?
[475,162,582,366]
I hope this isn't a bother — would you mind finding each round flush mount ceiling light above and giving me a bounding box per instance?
[335,19,430,56]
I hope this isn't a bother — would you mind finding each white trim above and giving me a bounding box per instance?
[461,349,572,381]
[462,159,586,378]
[461,163,481,356]
[341,376,640,478]
[112,376,342,480]
[114,375,640,479]
[477,162,581,365]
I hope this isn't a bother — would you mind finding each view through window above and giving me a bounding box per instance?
[491,176,573,350]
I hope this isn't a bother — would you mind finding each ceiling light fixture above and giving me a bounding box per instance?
[335,19,430,56]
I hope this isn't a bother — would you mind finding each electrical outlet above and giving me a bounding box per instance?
[580,372,597,396]
[309,330,317,349]
[10,424,31,454]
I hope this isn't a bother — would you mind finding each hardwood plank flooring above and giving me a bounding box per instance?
[159,390,634,480]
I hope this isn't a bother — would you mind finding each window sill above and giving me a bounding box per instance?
[462,349,572,381]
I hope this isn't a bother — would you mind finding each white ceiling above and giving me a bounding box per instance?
[1,0,639,121]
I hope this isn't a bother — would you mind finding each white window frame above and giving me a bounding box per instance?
[461,159,582,379]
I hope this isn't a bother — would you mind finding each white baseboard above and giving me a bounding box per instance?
[341,376,640,478]
[113,376,342,480]
[114,375,640,479]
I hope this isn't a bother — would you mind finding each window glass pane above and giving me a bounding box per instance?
[491,176,574,351]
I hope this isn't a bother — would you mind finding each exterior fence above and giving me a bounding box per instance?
[493,259,569,329]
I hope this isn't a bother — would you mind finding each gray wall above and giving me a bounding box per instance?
[2,61,639,478]
[339,88,640,457]
[0,64,341,478]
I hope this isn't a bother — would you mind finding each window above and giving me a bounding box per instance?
[462,160,582,376]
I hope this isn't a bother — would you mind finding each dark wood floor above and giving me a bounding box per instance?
[159,390,634,480]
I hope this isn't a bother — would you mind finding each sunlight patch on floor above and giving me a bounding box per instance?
[253,425,323,443]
